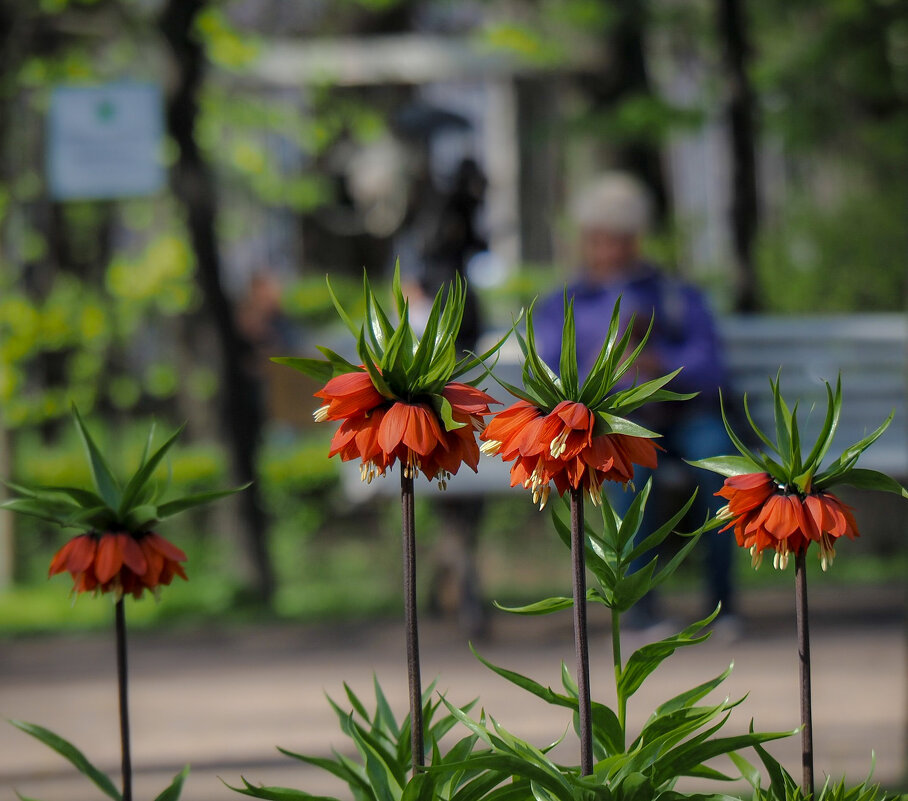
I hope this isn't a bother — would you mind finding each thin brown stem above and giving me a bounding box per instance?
[115,599,132,801]
[795,552,814,797]
[401,468,423,775]
[570,488,594,776]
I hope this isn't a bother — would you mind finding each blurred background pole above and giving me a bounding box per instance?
[159,0,275,606]
[0,427,12,590]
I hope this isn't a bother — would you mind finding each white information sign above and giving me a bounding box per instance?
[47,82,165,200]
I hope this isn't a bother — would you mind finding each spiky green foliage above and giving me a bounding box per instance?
[731,741,904,801]
[690,373,908,499]
[461,487,787,799]
[430,674,791,801]
[0,406,247,533]
[227,678,510,801]
[273,262,512,431]
[496,479,715,616]
[492,294,694,439]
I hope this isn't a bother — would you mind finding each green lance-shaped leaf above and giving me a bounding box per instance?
[155,484,251,519]
[558,295,580,399]
[816,410,895,486]
[9,720,122,801]
[364,271,395,356]
[276,747,371,797]
[830,468,908,499]
[226,777,343,800]
[0,498,79,526]
[401,774,436,801]
[803,377,842,474]
[372,675,402,740]
[685,455,759,478]
[493,596,574,615]
[327,275,360,338]
[118,423,186,516]
[71,406,121,510]
[346,714,407,798]
[43,485,107,509]
[651,724,795,788]
[617,609,720,700]
[270,357,334,384]
[153,765,190,801]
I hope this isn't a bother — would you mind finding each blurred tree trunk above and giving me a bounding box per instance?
[580,0,669,226]
[159,0,275,605]
[717,0,760,312]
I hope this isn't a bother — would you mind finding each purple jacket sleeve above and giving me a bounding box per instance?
[653,285,725,397]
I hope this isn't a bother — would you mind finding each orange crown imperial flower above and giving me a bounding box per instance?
[481,296,690,508]
[691,374,908,570]
[1,407,246,598]
[275,264,509,487]
[715,473,859,570]
[49,530,188,598]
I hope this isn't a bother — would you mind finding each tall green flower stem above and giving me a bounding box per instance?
[794,552,814,797]
[400,470,423,775]
[115,599,133,801]
[569,488,593,775]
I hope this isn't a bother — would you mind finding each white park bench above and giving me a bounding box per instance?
[342,313,908,498]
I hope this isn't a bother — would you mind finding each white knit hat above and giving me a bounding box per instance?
[571,171,652,234]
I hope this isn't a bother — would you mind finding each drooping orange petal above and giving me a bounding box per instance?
[442,383,498,416]
[145,533,187,563]
[94,534,124,583]
[139,537,165,585]
[377,402,412,455]
[553,401,593,431]
[117,533,148,576]
[403,404,446,456]
[482,401,543,450]
[315,371,385,420]
[49,535,96,577]
[615,435,660,470]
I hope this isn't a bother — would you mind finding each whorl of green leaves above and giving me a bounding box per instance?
[690,373,908,499]
[273,262,512,431]
[0,406,247,533]
[492,294,694,439]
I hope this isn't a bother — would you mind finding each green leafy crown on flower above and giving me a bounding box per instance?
[691,372,908,498]
[494,293,695,438]
[0,406,248,533]
[274,261,513,431]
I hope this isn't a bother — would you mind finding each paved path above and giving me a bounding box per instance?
[1,585,905,800]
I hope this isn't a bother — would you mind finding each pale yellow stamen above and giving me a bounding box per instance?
[549,429,570,458]
[314,404,330,422]
[750,545,763,570]
[818,534,836,572]
[773,542,790,571]
[480,440,502,456]
[360,461,383,484]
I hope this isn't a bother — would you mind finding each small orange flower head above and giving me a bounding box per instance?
[276,264,508,488]
[716,473,859,570]
[693,374,907,571]
[1,407,244,599]
[480,297,685,508]
[49,531,188,598]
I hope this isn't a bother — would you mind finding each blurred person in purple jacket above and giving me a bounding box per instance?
[535,172,738,634]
